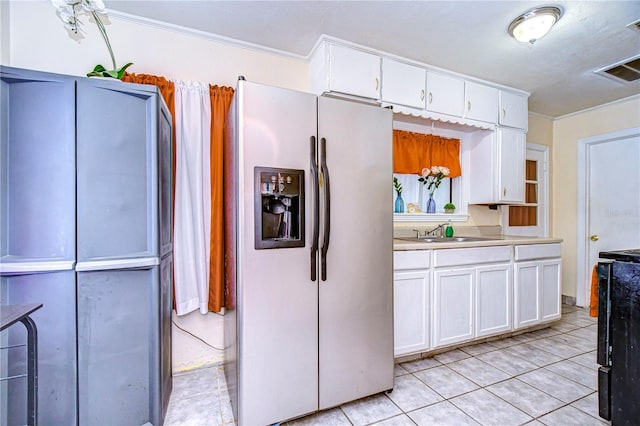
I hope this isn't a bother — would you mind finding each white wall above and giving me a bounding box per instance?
[8,1,309,89]
[0,1,9,65]
[553,96,640,300]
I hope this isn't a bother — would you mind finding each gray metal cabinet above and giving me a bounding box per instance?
[0,66,172,425]
[1,68,78,425]
[0,68,76,267]
[76,79,159,263]
[77,267,159,425]
[1,271,78,425]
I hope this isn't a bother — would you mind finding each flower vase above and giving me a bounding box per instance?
[394,194,405,213]
[426,193,436,213]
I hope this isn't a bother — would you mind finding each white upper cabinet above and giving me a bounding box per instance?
[426,71,464,117]
[498,128,526,203]
[464,81,498,124]
[499,90,529,130]
[310,42,381,100]
[309,38,530,135]
[468,128,525,204]
[381,58,426,109]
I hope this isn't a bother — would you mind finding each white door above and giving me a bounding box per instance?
[503,144,549,237]
[577,127,640,306]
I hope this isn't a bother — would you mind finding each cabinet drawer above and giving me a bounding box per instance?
[394,250,430,270]
[514,243,561,261]
[434,246,511,267]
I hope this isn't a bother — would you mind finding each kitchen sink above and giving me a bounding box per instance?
[395,236,500,243]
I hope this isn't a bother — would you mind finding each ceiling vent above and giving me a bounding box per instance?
[595,54,640,84]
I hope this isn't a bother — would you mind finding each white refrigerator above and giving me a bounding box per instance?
[224,80,394,425]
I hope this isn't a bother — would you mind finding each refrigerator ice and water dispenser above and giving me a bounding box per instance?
[254,167,305,249]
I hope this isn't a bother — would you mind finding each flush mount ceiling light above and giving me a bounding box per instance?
[508,6,563,44]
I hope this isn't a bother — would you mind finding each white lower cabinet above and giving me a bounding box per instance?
[513,244,562,329]
[432,262,512,348]
[475,263,512,337]
[393,270,430,356]
[393,243,560,357]
[513,261,540,328]
[432,267,475,347]
[541,259,562,321]
[393,250,431,357]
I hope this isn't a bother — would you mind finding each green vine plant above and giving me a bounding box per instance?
[393,177,403,196]
[51,0,133,79]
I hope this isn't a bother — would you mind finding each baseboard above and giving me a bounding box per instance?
[562,295,577,306]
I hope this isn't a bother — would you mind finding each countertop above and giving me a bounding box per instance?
[393,235,563,251]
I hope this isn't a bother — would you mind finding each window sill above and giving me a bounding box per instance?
[393,213,469,222]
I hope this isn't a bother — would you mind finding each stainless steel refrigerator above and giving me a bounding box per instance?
[224,80,394,425]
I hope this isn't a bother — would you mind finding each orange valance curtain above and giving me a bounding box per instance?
[122,72,177,193]
[208,85,234,312]
[393,129,461,177]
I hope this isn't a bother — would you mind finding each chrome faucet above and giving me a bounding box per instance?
[412,223,448,239]
[426,223,448,238]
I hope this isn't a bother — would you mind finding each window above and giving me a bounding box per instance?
[393,174,453,213]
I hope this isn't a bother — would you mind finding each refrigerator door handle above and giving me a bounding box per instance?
[310,136,319,281]
[320,137,331,281]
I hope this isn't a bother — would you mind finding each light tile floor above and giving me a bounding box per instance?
[164,305,608,426]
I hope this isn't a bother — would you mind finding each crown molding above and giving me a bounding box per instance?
[107,9,307,61]
[554,93,640,121]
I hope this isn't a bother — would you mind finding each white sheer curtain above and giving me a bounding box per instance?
[173,81,212,315]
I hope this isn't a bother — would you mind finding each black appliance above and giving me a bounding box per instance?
[597,249,640,425]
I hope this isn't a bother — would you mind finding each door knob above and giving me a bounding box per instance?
[590,235,599,241]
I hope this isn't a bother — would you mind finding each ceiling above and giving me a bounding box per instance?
[105,1,640,118]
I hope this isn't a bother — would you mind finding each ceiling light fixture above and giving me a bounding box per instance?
[508,6,563,44]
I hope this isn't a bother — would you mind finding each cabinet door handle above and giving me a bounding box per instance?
[375,77,379,91]
[503,187,507,197]
[590,235,600,241]
[502,108,506,119]
[420,89,425,101]
[468,100,472,112]
[428,92,433,104]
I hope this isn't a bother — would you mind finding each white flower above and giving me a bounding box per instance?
[50,0,132,78]
[80,0,106,14]
[418,164,450,194]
